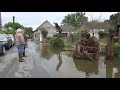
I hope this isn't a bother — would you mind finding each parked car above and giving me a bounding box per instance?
[8,34,15,46]
[0,42,6,55]
[0,34,13,50]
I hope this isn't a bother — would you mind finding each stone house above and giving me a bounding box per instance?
[34,20,77,42]
[34,20,56,42]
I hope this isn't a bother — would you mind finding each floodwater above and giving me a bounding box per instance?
[35,42,120,78]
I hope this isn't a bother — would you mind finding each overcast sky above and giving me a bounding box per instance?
[1,12,117,31]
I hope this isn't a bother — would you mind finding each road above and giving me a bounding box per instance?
[0,41,51,78]
[0,41,88,78]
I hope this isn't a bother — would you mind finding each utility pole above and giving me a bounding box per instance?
[13,16,15,35]
[12,16,16,42]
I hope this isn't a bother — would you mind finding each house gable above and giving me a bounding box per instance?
[37,20,56,34]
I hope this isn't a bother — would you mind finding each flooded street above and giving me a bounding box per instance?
[1,12,120,78]
[30,41,120,78]
[0,41,120,78]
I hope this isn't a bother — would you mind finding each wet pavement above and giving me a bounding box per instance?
[0,42,51,78]
[0,41,120,78]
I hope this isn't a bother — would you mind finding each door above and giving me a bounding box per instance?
[40,33,42,42]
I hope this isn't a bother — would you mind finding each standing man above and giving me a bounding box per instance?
[15,28,25,62]
[22,29,27,57]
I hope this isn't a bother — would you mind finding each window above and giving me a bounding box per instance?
[35,33,36,37]
[47,27,50,29]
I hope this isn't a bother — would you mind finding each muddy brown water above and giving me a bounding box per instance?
[35,42,120,78]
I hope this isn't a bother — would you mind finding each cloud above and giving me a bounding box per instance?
[1,12,117,30]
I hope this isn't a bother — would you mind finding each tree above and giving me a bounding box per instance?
[4,21,23,35]
[41,28,48,40]
[85,15,111,38]
[86,20,103,37]
[61,12,88,29]
[89,21,112,39]
[79,29,88,39]
[24,27,33,38]
[3,29,16,34]
[4,22,23,30]
[102,21,112,32]
[105,12,120,26]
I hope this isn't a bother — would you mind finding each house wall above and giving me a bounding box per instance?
[38,21,56,38]
[34,21,77,42]
[34,31,39,41]
[89,29,104,39]
[34,21,56,42]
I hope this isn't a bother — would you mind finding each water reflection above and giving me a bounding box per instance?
[105,59,120,78]
[73,59,98,77]
[56,52,63,71]
[39,43,54,60]
[73,56,120,78]
[98,58,106,78]
[38,43,120,78]
[51,48,63,71]
[63,51,73,58]
[39,43,63,71]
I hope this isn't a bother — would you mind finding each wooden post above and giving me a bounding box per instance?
[106,29,114,60]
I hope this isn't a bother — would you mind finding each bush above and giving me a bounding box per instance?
[50,36,65,49]
[114,43,120,56]
[53,33,59,37]
[79,30,88,39]
[90,36,98,42]
[98,31,108,39]
[41,29,48,39]
[65,43,74,48]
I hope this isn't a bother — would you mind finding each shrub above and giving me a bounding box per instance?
[41,28,48,39]
[65,43,74,48]
[114,43,120,56]
[98,31,108,39]
[50,36,65,49]
[90,36,98,42]
[53,33,59,37]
